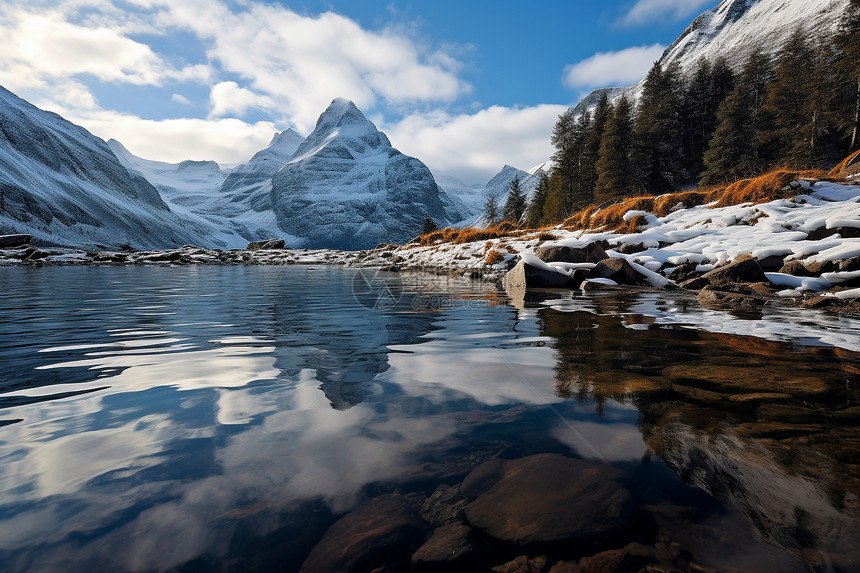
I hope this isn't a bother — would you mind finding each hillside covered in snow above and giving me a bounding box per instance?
[0,86,208,249]
[575,0,848,114]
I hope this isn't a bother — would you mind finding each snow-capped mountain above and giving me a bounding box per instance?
[108,140,258,247]
[575,0,848,114]
[435,174,485,223]
[112,129,310,247]
[112,98,467,249]
[661,0,844,72]
[220,128,304,195]
[0,85,207,249]
[269,98,466,249]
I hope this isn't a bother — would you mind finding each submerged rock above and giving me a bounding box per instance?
[462,454,636,546]
[420,484,468,527]
[411,523,472,568]
[549,543,660,573]
[697,285,767,312]
[492,555,548,573]
[299,494,428,573]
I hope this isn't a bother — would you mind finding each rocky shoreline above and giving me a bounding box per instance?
[2,227,859,316]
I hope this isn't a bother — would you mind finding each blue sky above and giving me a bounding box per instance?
[0,0,714,184]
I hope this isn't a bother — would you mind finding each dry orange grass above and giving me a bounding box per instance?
[561,196,654,233]
[652,190,712,216]
[828,150,860,177]
[485,250,505,265]
[421,168,840,246]
[419,222,523,247]
[560,168,835,234]
[708,168,828,208]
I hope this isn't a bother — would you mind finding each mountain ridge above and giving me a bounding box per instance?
[574,0,848,115]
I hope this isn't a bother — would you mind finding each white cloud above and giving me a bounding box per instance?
[0,8,208,90]
[619,0,712,27]
[46,105,276,165]
[386,104,567,186]
[144,0,470,132]
[208,81,272,118]
[562,44,665,90]
[0,0,549,183]
[171,93,191,106]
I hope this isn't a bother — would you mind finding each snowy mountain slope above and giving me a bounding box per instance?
[220,129,304,196]
[0,85,207,249]
[435,174,485,226]
[662,0,844,72]
[109,139,226,207]
[269,98,467,249]
[574,0,848,115]
[111,137,308,247]
[108,139,258,248]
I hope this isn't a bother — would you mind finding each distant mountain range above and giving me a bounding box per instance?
[0,0,849,250]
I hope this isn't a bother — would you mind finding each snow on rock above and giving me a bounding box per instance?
[835,288,860,300]
[388,180,860,296]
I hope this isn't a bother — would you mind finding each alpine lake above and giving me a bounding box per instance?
[0,265,858,572]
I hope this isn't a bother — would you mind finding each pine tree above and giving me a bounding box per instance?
[542,171,567,223]
[758,28,820,168]
[551,108,577,210]
[569,112,594,209]
[633,62,684,194]
[526,170,550,228]
[834,0,860,152]
[421,217,438,235]
[484,196,499,226]
[594,96,635,204]
[585,93,612,193]
[682,57,735,178]
[502,176,528,224]
[701,49,774,184]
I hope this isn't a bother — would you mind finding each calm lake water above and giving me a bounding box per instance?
[0,265,858,572]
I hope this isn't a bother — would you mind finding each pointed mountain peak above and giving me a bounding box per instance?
[290,98,391,161]
[268,128,304,148]
[314,97,374,133]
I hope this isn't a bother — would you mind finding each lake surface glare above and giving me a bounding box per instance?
[0,265,858,572]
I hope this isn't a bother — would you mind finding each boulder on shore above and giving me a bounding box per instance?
[0,234,32,248]
[700,254,767,286]
[589,258,647,286]
[503,259,584,290]
[247,239,285,251]
[535,242,607,264]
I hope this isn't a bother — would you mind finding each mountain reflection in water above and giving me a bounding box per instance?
[0,266,857,572]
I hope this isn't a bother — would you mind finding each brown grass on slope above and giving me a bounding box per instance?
[415,168,842,246]
[562,168,835,233]
[418,222,523,247]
